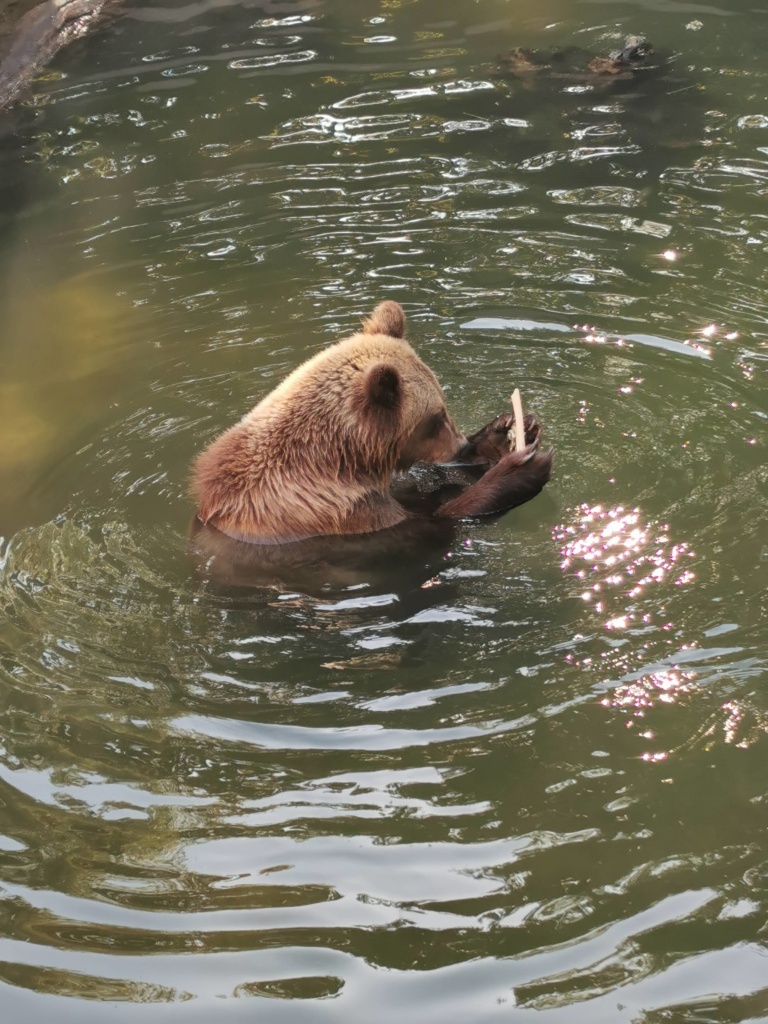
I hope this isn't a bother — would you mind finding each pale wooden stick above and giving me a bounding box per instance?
[509,388,526,452]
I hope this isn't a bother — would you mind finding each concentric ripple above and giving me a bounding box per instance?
[0,1,766,1021]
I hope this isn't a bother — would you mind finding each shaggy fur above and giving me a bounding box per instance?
[193,300,552,544]
[193,301,467,543]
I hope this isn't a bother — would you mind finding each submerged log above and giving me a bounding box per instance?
[0,0,112,110]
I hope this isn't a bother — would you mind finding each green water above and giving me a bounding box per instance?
[0,0,766,1020]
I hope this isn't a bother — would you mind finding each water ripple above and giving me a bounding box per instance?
[0,1,766,1019]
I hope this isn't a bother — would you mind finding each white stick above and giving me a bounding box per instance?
[510,388,525,452]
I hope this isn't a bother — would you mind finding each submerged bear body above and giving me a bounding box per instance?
[193,301,552,545]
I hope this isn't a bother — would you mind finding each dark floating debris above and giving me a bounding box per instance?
[499,34,654,89]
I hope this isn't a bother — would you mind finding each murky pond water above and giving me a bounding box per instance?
[0,0,766,1020]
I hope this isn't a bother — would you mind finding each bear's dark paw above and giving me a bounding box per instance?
[462,411,541,465]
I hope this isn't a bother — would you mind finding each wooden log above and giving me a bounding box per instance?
[0,0,113,111]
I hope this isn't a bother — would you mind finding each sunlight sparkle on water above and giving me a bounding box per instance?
[688,323,738,347]
[605,668,697,716]
[554,505,695,632]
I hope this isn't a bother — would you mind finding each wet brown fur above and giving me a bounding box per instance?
[193,301,467,543]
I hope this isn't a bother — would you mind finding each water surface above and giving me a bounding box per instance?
[0,0,766,1020]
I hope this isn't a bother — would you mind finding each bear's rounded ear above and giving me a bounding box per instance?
[363,362,401,412]
[362,301,405,339]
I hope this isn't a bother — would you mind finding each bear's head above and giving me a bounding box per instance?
[351,301,466,469]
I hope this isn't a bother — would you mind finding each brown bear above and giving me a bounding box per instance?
[192,300,552,545]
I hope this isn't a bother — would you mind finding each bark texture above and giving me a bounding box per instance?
[0,0,110,109]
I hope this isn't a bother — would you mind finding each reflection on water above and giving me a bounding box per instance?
[556,503,695,623]
[0,0,766,1021]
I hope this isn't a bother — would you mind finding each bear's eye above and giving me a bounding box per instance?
[421,411,447,439]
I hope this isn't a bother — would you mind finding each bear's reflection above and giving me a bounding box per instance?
[190,517,455,596]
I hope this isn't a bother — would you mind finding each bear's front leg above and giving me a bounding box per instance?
[436,445,553,518]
